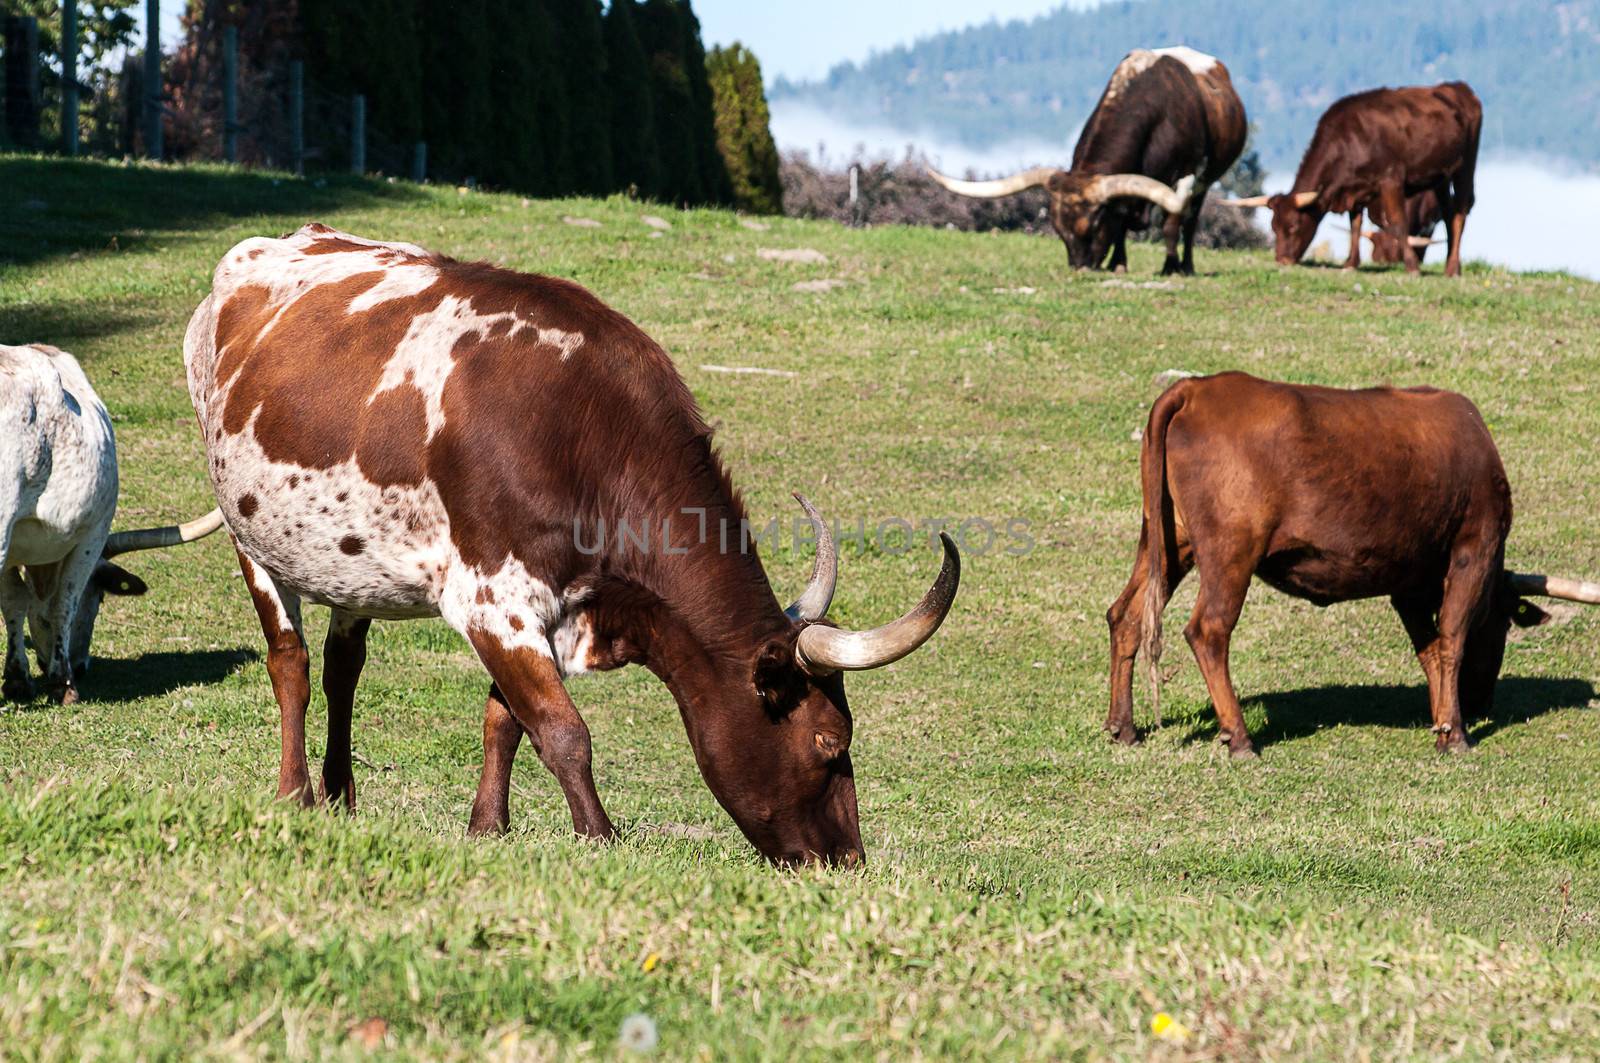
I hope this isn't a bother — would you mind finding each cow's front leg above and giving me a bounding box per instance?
[1,566,33,702]
[468,683,522,836]
[1343,210,1363,270]
[464,631,613,840]
[1379,181,1418,274]
[236,546,313,804]
[319,608,371,810]
[1159,207,1184,276]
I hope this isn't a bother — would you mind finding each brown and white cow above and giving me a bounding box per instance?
[1105,372,1599,758]
[184,224,959,866]
[1224,83,1481,276]
[927,46,1247,275]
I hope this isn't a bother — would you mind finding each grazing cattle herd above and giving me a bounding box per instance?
[2,47,1596,867]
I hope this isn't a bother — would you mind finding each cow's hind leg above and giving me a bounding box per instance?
[1178,183,1210,275]
[1343,210,1363,270]
[1106,524,1193,744]
[464,632,613,840]
[319,608,371,810]
[1158,206,1184,275]
[237,546,314,804]
[1,566,32,702]
[32,546,98,705]
[1183,542,1259,758]
[468,683,522,836]
[1426,547,1499,752]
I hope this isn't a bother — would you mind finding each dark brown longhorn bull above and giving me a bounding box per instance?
[1105,372,1598,758]
[927,46,1247,275]
[1223,83,1481,276]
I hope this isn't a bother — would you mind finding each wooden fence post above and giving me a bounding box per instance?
[61,2,78,156]
[412,141,427,184]
[222,24,237,162]
[2,15,41,149]
[288,60,303,175]
[350,93,365,174]
[143,0,161,160]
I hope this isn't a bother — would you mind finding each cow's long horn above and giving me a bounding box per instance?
[1409,235,1444,248]
[925,165,1057,199]
[785,492,836,622]
[795,533,960,673]
[1085,173,1194,214]
[1292,190,1320,208]
[1507,572,1600,605]
[1216,194,1272,208]
[102,507,225,557]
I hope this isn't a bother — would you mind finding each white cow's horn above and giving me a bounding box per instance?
[102,507,225,557]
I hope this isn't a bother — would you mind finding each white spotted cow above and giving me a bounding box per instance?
[184,224,960,866]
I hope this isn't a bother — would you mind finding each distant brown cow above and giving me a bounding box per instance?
[1365,190,1444,265]
[1225,83,1481,276]
[1105,372,1598,757]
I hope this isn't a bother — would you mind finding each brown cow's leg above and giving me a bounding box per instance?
[468,683,523,836]
[1444,205,1467,279]
[319,608,371,811]
[237,546,313,805]
[1183,554,1256,758]
[1428,558,1497,753]
[1105,526,1193,744]
[465,632,614,840]
[1343,211,1363,270]
[1380,181,1418,274]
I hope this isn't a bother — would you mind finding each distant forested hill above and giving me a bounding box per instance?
[771,0,1600,169]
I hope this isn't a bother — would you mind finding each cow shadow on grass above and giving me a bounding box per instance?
[1177,676,1595,750]
[81,648,259,704]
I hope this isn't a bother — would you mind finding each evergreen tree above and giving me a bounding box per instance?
[420,0,492,180]
[548,0,613,194]
[635,0,701,204]
[678,0,732,205]
[603,0,659,197]
[706,43,781,214]
[300,0,423,164]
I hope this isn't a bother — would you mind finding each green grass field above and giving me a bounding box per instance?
[2,156,1598,1060]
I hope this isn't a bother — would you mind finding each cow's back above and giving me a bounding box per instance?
[185,224,706,622]
[0,344,117,567]
[1073,52,1209,179]
[1162,373,1507,599]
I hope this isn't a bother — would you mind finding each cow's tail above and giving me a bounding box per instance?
[1139,383,1186,727]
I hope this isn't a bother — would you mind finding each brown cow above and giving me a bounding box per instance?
[1365,189,1444,266]
[1105,372,1598,758]
[1225,83,1481,276]
[927,46,1247,275]
[184,224,961,866]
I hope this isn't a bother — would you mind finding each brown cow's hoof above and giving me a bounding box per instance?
[1436,736,1471,755]
[1230,744,1258,760]
[45,680,79,706]
[467,808,510,838]
[1105,724,1139,746]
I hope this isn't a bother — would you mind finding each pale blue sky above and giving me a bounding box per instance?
[139,1,1082,84]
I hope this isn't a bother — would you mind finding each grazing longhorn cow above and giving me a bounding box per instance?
[1223,83,1481,276]
[1,343,223,704]
[1364,190,1444,266]
[184,224,959,867]
[927,46,1247,275]
[1105,372,1599,758]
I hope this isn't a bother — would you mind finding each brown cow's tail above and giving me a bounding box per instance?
[1139,384,1186,726]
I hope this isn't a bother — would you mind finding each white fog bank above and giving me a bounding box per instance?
[772,101,1600,280]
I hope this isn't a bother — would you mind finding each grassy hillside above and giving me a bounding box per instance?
[2,155,1599,1059]
[774,0,1600,169]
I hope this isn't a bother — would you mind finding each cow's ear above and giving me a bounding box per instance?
[1511,598,1552,628]
[752,635,804,714]
[93,562,148,597]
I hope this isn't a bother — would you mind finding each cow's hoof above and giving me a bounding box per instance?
[1,675,33,703]
[46,681,79,706]
[1105,725,1139,746]
[467,816,509,838]
[1228,742,1258,760]
[1437,737,1471,755]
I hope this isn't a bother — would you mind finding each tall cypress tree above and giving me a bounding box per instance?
[421,0,492,180]
[548,0,613,195]
[603,0,660,197]
[483,0,543,192]
[678,0,732,205]
[636,0,701,204]
[706,43,782,214]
